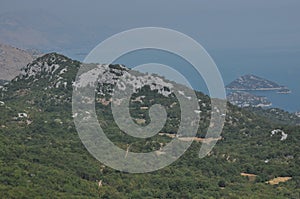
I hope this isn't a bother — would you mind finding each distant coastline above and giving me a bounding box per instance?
[277,88,292,94]
[226,74,291,109]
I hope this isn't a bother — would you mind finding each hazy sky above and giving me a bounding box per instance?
[1,0,300,51]
[1,0,300,85]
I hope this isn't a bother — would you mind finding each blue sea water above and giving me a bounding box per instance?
[213,49,300,113]
[232,90,300,113]
[64,48,300,113]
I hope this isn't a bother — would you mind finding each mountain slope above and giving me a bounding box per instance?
[0,43,40,81]
[0,53,299,198]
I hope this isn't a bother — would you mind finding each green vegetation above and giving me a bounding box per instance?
[0,53,299,198]
[245,107,300,126]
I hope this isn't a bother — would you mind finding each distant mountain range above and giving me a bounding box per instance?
[0,43,42,81]
[0,10,98,52]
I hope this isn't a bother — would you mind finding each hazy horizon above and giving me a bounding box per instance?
[1,0,300,111]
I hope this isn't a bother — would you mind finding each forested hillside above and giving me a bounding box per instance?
[0,53,299,198]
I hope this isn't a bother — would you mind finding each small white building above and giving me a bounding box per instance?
[271,129,288,141]
[18,113,28,118]
[194,110,201,114]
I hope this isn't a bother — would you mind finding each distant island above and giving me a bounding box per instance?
[226,74,291,93]
[226,74,291,108]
